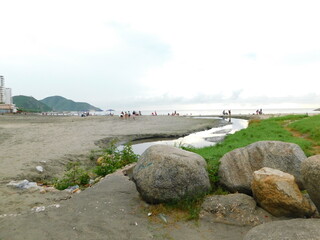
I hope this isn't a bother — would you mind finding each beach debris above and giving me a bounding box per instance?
[64,185,80,193]
[7,180,40,190]
[0,213,21,218]
[39,188,46,194]
[148,212,152,217]
[31,206,46,213]
[36,165,44,173]
[158,213,168,224]
[94,176,103,184]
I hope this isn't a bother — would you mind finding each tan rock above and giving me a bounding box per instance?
[252,167,316,217]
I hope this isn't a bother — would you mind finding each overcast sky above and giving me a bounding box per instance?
[1,0,320,110]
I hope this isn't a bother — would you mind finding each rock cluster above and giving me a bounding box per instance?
[218,141,306,194]
[130,141,320,239]
[132,145,211,203]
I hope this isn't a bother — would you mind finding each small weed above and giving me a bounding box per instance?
[146,196,205,222]
[53,141,139,190]
[54,162,90,190]
[94,142,139,177]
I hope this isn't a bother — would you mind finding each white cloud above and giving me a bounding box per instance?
[1,0,320,109]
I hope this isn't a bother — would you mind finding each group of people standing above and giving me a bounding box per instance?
[222,110,232,116]
[256,109,263,115]
[120,110,142,119]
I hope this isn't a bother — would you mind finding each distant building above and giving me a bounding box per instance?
[0,75,4,104]
[5,88,13,104]
[0,76,16,113]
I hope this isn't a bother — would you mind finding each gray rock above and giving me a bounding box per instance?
[200,193,275,226]
[301,155,320,211]
[218,141,306,194]
[244,219,320,240]
[132,145,211,203]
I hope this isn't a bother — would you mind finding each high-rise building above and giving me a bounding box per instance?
[0,75,4,104]
[0,76,16,113]
[5,88,12,104]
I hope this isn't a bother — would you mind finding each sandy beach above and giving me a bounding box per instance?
[0,114,224,212]
[0,114,254,240]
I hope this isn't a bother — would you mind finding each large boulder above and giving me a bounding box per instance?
[252,167,316,218]
[219,141,306,194]
[200,193,275,226]
[132,145,211,203]
[301,155,320,211]
[244,219,320,240]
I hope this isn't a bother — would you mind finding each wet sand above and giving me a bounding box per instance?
[0,114,251,239]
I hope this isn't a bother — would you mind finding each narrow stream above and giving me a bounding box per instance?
[123,118,248,155]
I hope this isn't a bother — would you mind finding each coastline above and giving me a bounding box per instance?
[1,113,318,239]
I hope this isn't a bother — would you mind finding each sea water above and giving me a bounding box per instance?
[96,108,317,116]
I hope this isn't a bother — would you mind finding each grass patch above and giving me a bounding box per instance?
[53,141,139,190]
[186,114,314,189]
[54,162,90,190]
[146,196,205,222]
[289,114,320,145]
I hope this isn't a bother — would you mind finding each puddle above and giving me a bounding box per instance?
[120,118,248,155]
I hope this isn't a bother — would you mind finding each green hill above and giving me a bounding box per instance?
[40,96,102,112]
[13,95,53,112]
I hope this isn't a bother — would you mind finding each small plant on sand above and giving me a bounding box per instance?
[54,162,90,190]
[147,195,206,222]
[94,142,139,177]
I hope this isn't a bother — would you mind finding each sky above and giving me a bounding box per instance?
[1,0,320,111]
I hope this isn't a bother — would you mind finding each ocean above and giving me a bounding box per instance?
[97,108,318,116]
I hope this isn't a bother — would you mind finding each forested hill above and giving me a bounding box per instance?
[40,96,102,112]
[13,95,53,112]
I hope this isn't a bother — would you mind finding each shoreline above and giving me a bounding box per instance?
[1,113,317,239]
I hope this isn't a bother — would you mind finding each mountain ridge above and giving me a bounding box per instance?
[13,95,101,112]
[13,95,53,112]
[41,96,102,112]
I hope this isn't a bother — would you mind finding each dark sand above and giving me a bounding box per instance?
[0,114,250,239]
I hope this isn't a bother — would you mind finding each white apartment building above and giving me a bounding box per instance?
[0,75,5,104]
[0,75,16,113]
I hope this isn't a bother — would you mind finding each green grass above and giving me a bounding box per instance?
[186,114,315,189]
[53,141,139,190]
[289,114,320,145]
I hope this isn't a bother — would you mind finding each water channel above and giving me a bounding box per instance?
[125,117,248,155]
